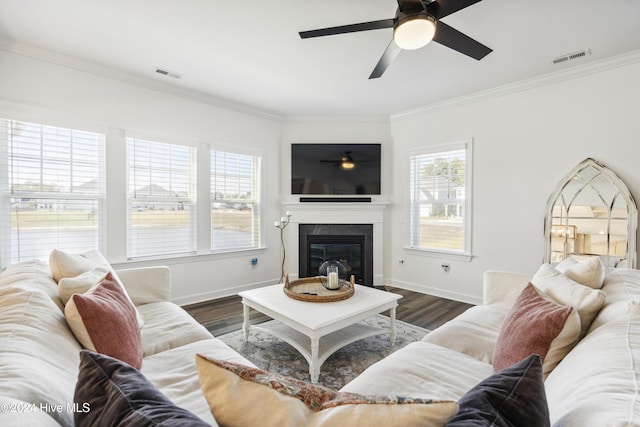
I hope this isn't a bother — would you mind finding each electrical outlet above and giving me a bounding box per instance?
[441,262,450,273]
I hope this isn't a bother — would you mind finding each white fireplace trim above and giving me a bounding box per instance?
[281,202,389,286]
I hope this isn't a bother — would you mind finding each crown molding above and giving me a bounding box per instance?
[391,49,640,121]
[0,39,283,123]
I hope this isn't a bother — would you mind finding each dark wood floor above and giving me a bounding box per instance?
[183,286,474,336]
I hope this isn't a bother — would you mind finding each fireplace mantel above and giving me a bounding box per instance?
[281,202,389,286]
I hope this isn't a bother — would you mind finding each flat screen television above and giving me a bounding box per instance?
[291,143,381,195]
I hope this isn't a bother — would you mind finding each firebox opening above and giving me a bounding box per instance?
[308,235,364,285]
[298,223,374,287]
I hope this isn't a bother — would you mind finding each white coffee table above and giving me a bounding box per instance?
[238,283,402,384]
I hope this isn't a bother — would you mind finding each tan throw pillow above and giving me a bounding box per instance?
[532,263,606,338]
[50,249,144,328]
[65,273,143,369]
[556,257,605,289]
[195,355,458,427]
[493,283,580,377]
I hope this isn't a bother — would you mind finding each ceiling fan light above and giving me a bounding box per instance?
[341,155,355,169]
[393,14,436,50]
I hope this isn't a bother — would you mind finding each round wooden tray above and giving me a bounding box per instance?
[283,274,355,302]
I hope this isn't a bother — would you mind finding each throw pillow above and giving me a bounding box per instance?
[195,354,458,427]
[50,248,144,327]
[532,263,606,337]
[74,350,210,427]
[556,257,605,289]
[493,283,580,377]
[445,354,550,427]
[65,273,143,369]
[58,267,110,305]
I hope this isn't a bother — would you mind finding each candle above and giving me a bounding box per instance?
[274,221,280,227]
[328,271,338,289]
[285,211,291,216]
[281,216,287,223]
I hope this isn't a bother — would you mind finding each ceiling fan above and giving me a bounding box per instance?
[299,0,492,79]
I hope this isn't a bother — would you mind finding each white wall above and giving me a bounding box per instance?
[388,56,640,304]
[0,48,283,305]
[4,44,640,307]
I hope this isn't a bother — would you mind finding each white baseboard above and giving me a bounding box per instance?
[174,278,276,306]
[386,279,482,306]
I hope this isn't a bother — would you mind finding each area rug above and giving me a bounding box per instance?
[213,314,429,389]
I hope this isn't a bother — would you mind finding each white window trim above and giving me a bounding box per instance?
[404,139,473,261]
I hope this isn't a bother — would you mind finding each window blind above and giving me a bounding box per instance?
[127,137,196,259]
[211,150,261,251]
[409,147,467,252]
[1,119,105,265]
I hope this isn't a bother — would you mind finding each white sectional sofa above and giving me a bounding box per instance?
[1,254,639,426]
[344,266,640,425]
[0,259,253,426]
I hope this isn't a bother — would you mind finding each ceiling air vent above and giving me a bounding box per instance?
[154,67,183,79]
[552,49,591,65]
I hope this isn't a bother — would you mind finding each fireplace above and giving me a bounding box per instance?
[298,224,373,286]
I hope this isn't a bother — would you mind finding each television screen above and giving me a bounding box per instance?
[291,143,381,195]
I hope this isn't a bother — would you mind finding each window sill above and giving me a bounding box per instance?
[114,247,267,269]
[403,247,473,262]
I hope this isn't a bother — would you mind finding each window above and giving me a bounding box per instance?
[127,137,196,259]
[409,141,472,256]
[211,150,261,251]
[0,119,105,266]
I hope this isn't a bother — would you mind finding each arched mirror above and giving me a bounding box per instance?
[544,158,638,269]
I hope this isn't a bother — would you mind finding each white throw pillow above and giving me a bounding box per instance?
[556,257,605,289]
[531,264,606,338]
[58,267,110,305]
[50,249,144,328]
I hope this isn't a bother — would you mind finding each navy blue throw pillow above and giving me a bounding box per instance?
[74,350,211,427]
[445,354,550,427]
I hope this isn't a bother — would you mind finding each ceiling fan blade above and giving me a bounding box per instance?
[369,40,402,79]
[432,21,492,60]
[299,19,395,39]
[426,0,483,20]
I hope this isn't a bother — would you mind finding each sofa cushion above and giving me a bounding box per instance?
[0,260,81,426]
[493,283,580,377]
[74,350,210,427]
[341,342,493,401]
[137,301,214,357]
[531,263,606,337]
[195,354,458,427]
[556,256,605,289]
[422,305,508,363]
[49,249,144,327]
[445,355,549,427]
[589,268,640,332]
[141,338,254,425]
[65,273,143,369]
[545,301,640,425]
[0,396,62,426]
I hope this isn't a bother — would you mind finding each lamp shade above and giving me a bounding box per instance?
[393,14,436,50]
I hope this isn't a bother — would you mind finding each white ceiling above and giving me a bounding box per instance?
[1,0,640,118]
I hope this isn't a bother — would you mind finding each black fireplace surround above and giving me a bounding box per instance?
[298,223,374,286]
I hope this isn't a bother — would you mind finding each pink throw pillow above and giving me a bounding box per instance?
[65,272,143,369]
[493,283,576,374]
